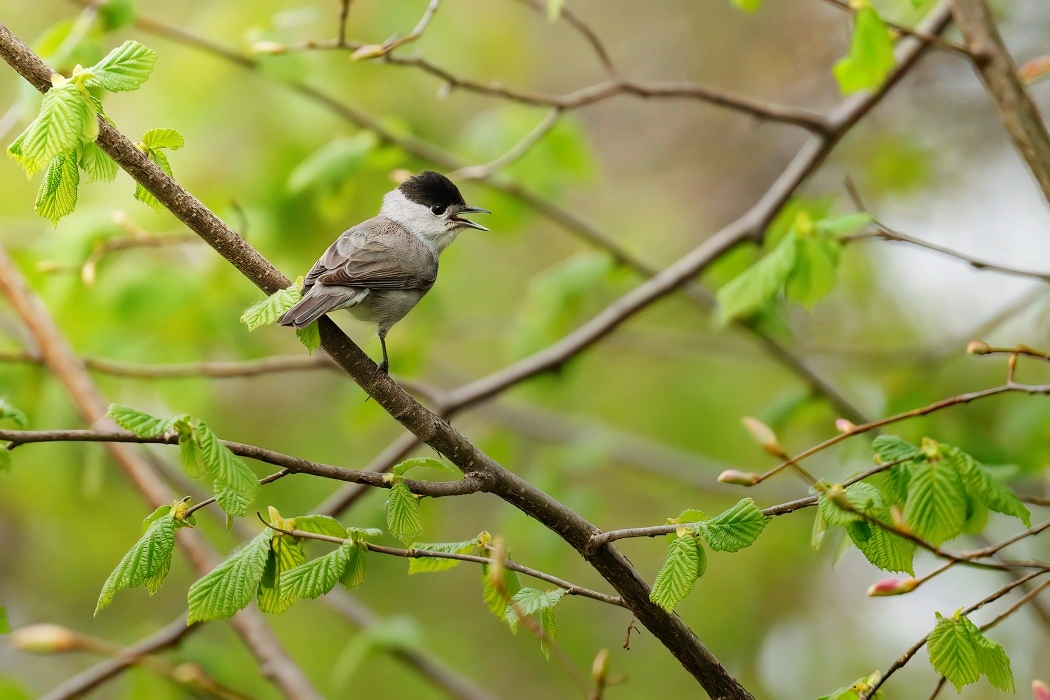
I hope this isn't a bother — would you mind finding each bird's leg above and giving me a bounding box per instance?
[377,329,390,375]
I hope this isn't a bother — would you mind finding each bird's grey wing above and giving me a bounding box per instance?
[304,218,438,292]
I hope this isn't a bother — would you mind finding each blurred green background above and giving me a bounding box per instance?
[1,0,1050,697]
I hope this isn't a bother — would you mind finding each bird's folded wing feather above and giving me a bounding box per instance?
[304,218,438,291]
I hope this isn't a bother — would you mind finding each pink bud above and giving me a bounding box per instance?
[866,578,918,597]
[1033,680,1050,700]
[835,418,856,433]
[1019,56,1050,86]
[741,417,782,455]
[717,469,759,486]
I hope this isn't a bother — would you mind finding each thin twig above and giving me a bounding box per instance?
[349,0,440,60]
[451,108,563,180]
[817,0,971,55]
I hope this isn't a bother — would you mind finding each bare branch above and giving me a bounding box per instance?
[452,108,563,180]
[950,0,1050,207]
[349,0,440,60]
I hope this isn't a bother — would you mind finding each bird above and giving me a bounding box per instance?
[277,170,490,373]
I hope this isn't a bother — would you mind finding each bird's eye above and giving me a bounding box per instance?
[431,204,446,216]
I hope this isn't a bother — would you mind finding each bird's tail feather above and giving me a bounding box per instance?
[277,287,365,328]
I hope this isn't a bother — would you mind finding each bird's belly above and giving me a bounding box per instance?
[345,289,425,330]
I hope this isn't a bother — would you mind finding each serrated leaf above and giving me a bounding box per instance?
[392,457,455,477]
[873,435,921,463]
[945,446,1030,527]
[294,514,348,539]
[88,40,157,92]
[386,482,423,544]
[346,526,383,540]
[539,606,557,659]
[141,128,184,151]
[408,537,481,573]
[504,587,565,632]
[833,8,895,94]
[695,498,770,552]
[785,235,841,310]
[844,518,915,575]
[928,613,982,692]
[816,212,872,237]
[967,618,1013,692]
[179,430,205,479]
[106,403,172,437]
[281,541,354,602]
[95,514,176,614]
[34,151,79,226]
[0,399,27,428]
[481,564,522,619]
[905,458,968,546]
[296,322,321,353]
[7,128,40,178]
[79,141,117,182]
[649,535,706,610]
[141,504,170,533]
[241,283,302,331]
[134,148,173,211]
[19,83,92,173]
[194,421,258,517]
[257,534,305,615]
[340,541,368,589]
[717,231,798,321]
[187,531,271,623]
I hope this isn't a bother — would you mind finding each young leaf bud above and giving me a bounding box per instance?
[10,624,81,653]
[966,340,991,355]
[741,416,782,456]
[866,577,918,597]
[591,648,610,686]
[251,41,287,55]
[716,469,759,486]
[834,418,856,434]
[350,44,387,60]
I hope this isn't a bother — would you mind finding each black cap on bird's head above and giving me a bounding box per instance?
[398,170,491,231]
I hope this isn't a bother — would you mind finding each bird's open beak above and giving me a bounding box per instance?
[451,205,491,231]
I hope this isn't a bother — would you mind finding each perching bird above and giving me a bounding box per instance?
[277,171,490,373]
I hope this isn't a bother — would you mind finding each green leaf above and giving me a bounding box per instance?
[281,541,354,602]
[816,676,884,700]
[539,606,557,659]
[17,83,92,174]
[945,446,1031,527]
[340,541,368,589]
[8,128,40,178]
[731,0,761,10]
[0,446,11,473]
[134,148,173,211]
[668,509,709,525]
[187,530,271,623]
[141,128,184,151]
[905,458,968,546]
[194,421,259,517]
[0,606,8,634]
[79,142,117,182]
[844,517,915,575]
[816,212,873,237]
[873,435,921,463]
[833,8,895,94]
[34,151,80,226]
[0,399,28,428]
[649,534,706,610]
[95,514,176,614]
[386,482,423,544]
[179,430,205,479]
[408,537,481,573]
[241,282,302,331]
[717,231,798,321]
[296,323,321,353]
[141,504,171,532]
[392,457,455,477]
[257,533,305,615]
[88,40,157,92]
[346,526,383,540]
[928,613,982,692]
[294,514,348,539]
[106,403,172,438]
[481,563,521,620]
[695,498,770,552]
[969,624,1014,692]
[784,236,841,309]
[504,587,565,632]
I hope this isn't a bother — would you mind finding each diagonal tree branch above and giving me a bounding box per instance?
[0,23,753,699]
[949,0,1050,206]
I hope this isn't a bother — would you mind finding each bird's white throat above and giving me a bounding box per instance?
[380,189,462,254]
